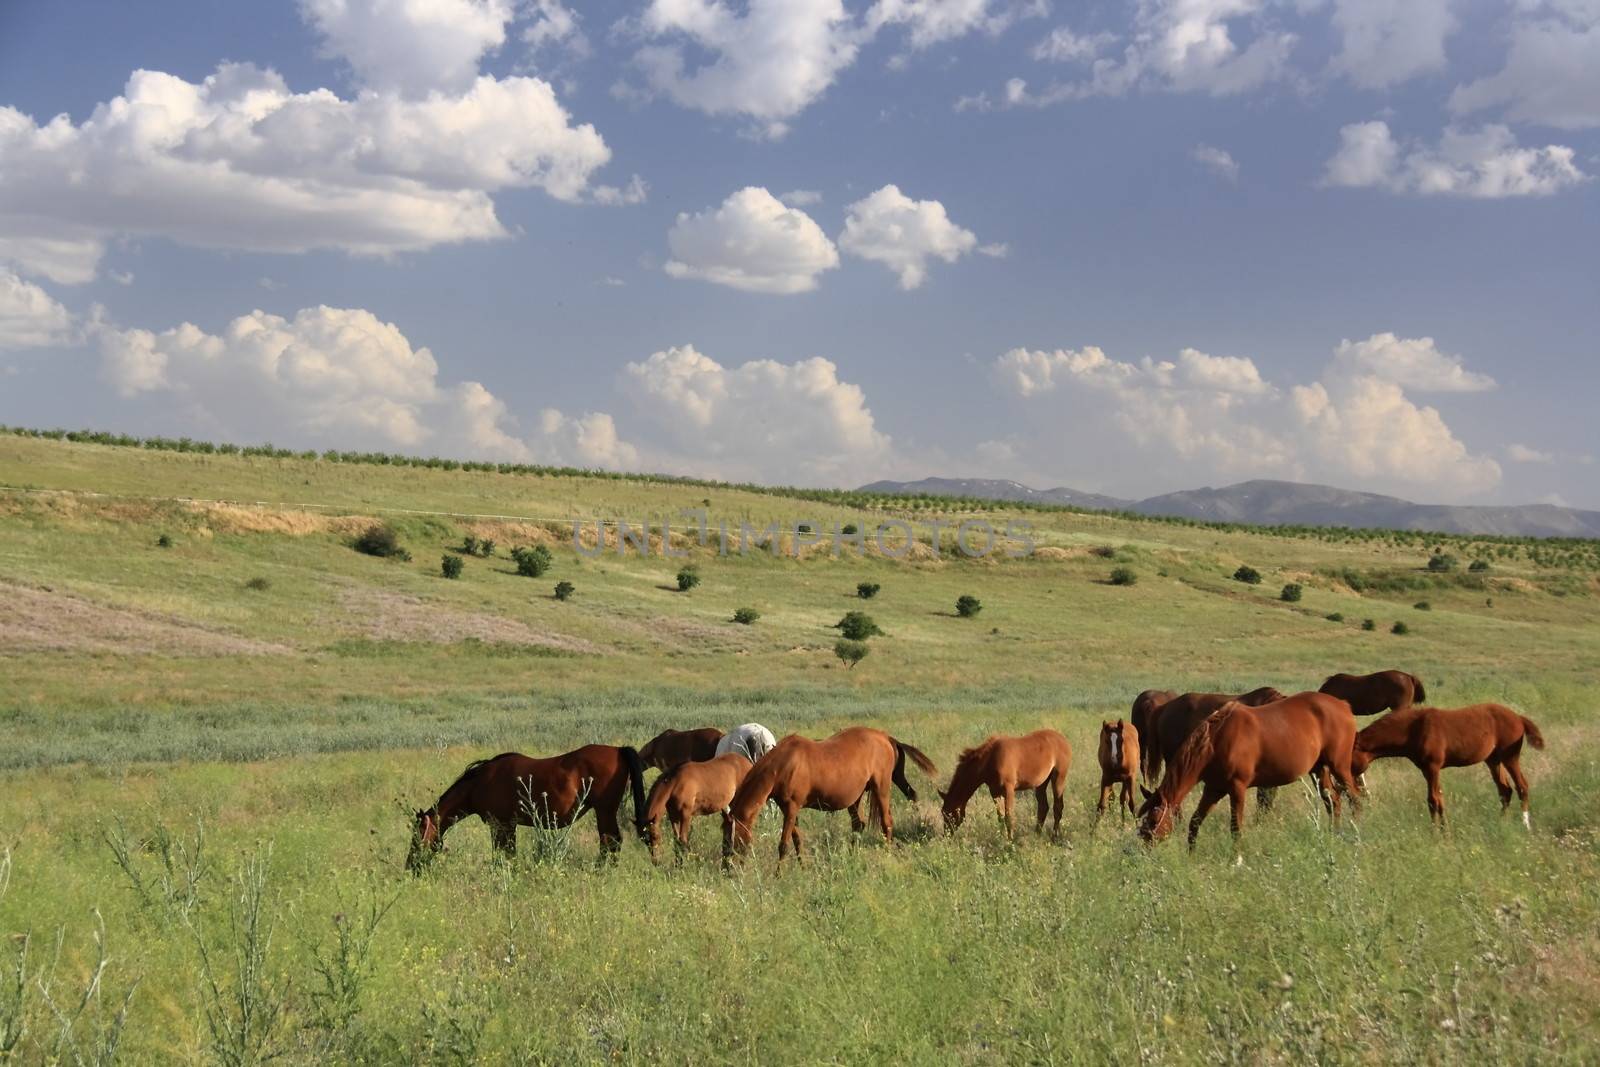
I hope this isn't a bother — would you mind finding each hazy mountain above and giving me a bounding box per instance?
[857,476,1600,538]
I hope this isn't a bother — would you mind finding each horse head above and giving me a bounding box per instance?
[938,787,966,832]
[405,808,443,873]
[1135,785,1175,843]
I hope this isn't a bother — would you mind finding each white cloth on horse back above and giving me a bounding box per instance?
[716,723,777,762]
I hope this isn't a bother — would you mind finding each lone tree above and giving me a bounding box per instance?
[1280,583,1302,602]
[513,544,553,577]
[1233,565,1262,585]
[856,581,880,599]
[732,607,760,625]
[1109,567,1137,586]
[835,611,883,640]
[554,580,575,601]
[955,594,983,617]
[354,523,408,560]
[834,639,870,669]
[441,555,464,579]
[676,566,701,592]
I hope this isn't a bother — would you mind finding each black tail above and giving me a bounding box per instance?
[1411,674,1427,704]
[891,740,939,801]
[620,746,648,837]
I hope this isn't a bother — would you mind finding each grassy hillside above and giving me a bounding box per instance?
[1,434,1597,1063]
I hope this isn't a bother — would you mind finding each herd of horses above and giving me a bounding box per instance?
[405,669,1546,870]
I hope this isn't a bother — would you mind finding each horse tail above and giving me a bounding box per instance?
[1410,674,1427,704]
[892,740,938,801]
[620,746,649,837]
[643,767,675,825]
[1519,716,1546,750]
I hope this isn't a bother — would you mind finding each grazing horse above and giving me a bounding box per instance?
[1096,720,1139,822]
[639,727,724,771]
[406,746,646,870]
[1148,687,1286,783]
[1319,670,1426,716]
[1351,704,1545,828]
[642,753,752,862]
[939,730,1072,839]
[724,727,937,866]
[1130,689,1177,782]
[1137,692,1359,849]
[715,722,778,763]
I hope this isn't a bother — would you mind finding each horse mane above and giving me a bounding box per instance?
[442,752,518,794]
[958,736,999,763]
[1168,703,1238,787]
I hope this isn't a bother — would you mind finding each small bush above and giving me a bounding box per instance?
[554,580,575,601]
[1280,583,1302,602]
[835,611,883,640]
[462,535,479,556]
[244,576,271,591]
[834,639,870,669]
[477,538,495,558]
[955,594,983,617]
[732,607,760,625]
[1090,545,1117,559]
[1325,612,1344,622]
[1392,620,1410,635]
[441,555,464,579]
[156,533,173,548]
[1413,600,1431,611]
[842,523,858,536]
[513,545,553,578]
[1109,567,1137,587]
[1426,553,1457,572]
[1468,559,1490,572]
[353,524,407,559]
[856,582,880,600]
[1233,566,1262,585]
[1361,618,1376,631]
[676,566,700,592]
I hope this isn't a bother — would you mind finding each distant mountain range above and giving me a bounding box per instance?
[855,477,1600,538]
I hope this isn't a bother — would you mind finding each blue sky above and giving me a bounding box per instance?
[0,0,1595,506]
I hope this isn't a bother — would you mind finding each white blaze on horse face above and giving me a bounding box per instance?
[1108,729,1122,766]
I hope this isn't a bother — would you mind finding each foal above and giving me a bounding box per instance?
[642,752,752,862]
[940,730,1072,839]
[1096,720,1139,822]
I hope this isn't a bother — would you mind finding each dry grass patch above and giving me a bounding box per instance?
[0,580,294,656]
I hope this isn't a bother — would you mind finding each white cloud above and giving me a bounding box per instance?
[1031,27,1116,62]
[1328,0,1457,89]
[838,184,979,289]
[867,0,1045,49]
[993,332,1503,496]
[1322,120,1587,197]
[0,270,73,349]
[593,175,649,205]
[1192,143,1240,181]
[301,0,512,95]
[779,189,824,207]
[535,408,639,469]
[523,0,588,55]
[1507,443,1555,463]
[664,187,839,294]
[0,235,104,286]
[1451,4,1600,129]
[977,242,1010,257]
[621,343,893,484]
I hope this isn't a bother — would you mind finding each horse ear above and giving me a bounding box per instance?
[1140,786,1154,801]
[935,788,947,802]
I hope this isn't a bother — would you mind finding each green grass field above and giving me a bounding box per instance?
[2,434,1597,1064]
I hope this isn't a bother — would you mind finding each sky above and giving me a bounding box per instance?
[0,0,1596,508]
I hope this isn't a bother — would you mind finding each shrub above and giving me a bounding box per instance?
[477,539,495,558]
[554,580,575,601]
[441,555,464,579]
[835,611,883,640]
[856,581,880,599]
[1361,618,1376,631]
[956,594,983,617]
[1426,553,1457,572]
[353,524,408,560]
[156,533,173,548]
[1280,583,1302,603]
[1233,566,1262,585]
[244,576,271,591]
[1325,612,1344,622]
[1392,620,1410,635]
[1109,567,1137,587]
[1413,600,1431,611]
[1090,545,1117,559]
[676,566,700,592]
[1468,559,1490,572]
[513,545,553,578]
[732,607,760,625]
[834,639,870,669]
[842,524,858,536]
[462,535,479,556]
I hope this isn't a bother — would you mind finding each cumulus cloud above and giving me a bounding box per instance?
[621,343,893,484]
[838,185,979,289]
[1506,443,1554,463]
[1192,143,1240,181]
[992,333,1503,496]
[866,0,1045,49]
[0,271,74,350]
[301,0,512,94]
[779,189,823,207]
[1450,2,1600,129]
[1322,120,1587,197]
[1031,27,1116,62]
[1328,0,1457,89]
[664,187,839,294]
[522,0,588,55]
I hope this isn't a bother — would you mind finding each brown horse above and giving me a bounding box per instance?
[1137,692,1359,849]
[1096,720,1139,822]
[1130,689,1177,782]
[939,730,1072,838]
[724,727,937,865]
[1148,687,1286,782]
[1351,704,1545,827]
[642,753,752,862]
[407,746,646,870]
[638,727,724,771]
[1319,670,1426,716]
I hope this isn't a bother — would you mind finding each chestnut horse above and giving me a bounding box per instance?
[724,727,937,865]
[1351,704,1545,828]
[1147,687,1287,782]
[639,727,724,771]
[1319,670,1426,716]
[1137,692,1359,849]
[939,730,1072,838]
[1129,689,1177,782]
[1096,720,1139,822]
[642,753,752,862]
[407,746,646,870]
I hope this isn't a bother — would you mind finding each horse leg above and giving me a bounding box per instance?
[1423,764,1446,827]
[1256,787,1276,814]
[1053,775,1067,838]
[489,820,516,859]
[1487,758,1513,814]
[847,797,867,834]
[595,807,623,864]
[1505,754,1532,830]
[777,805,800,868]
[673,813,693,864]
[1000,784,1016,840]
[1121,777,1135,821]
[872,780,894,843]
[1096,779,1110,823]
[1187,785,1225,851]
[1227,784,1249,846]
[1033,785,1049,834]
